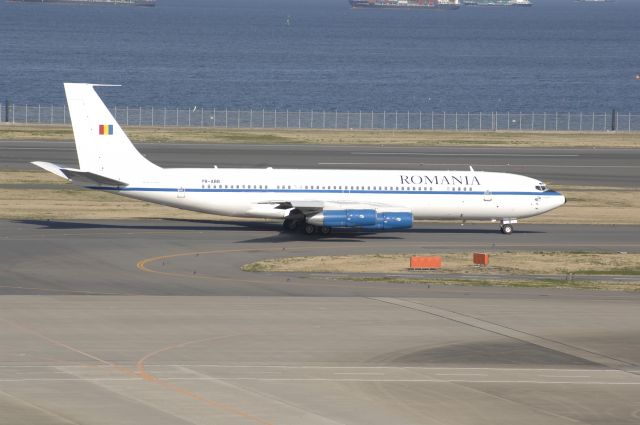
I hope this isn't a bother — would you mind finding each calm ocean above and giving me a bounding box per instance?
[1,0,639,112]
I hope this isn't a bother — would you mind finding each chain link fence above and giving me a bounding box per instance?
[2,103,639,132]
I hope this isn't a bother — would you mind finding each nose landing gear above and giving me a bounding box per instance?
[499,219,516,235]
[500,224,513,235]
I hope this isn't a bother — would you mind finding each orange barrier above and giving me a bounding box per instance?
[473,253,489,266]
[410,256,442,270]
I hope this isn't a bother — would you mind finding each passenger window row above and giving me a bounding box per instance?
[198,185,476,192]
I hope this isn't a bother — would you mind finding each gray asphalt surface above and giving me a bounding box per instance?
[2,219,639,296]
[2,139,640,424]
[1,218,639,425]
[2,140,640,187]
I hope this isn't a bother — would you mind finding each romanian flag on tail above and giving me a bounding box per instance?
[98,124,113,135]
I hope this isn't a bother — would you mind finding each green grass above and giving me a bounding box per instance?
[344,276,640,292]
[2,124,640,147]
[241,263,271,272]
[574,267,640,276]
[208,132,289,143]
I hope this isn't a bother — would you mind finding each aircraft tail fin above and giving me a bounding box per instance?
[63,83,160,179]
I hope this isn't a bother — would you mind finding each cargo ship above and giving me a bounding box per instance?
[349,0,461,10]
[463,0,532,6]
[9,0,156,6]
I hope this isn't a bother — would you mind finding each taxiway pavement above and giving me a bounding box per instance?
[2,219,639,296]
[2,141,640,187]
[1,219,639,424]
[1,139,640,424]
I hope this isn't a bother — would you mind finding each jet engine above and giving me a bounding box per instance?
[307,209,413,230]
[307,209,377,227]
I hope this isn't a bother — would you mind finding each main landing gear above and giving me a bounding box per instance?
[302,223,331,236]
[282,218,300,232]
[303,223,332,235]
[282,219,331,236]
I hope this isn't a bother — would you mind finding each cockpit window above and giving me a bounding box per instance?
[535,184,549,192]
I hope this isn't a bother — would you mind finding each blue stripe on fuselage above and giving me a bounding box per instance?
[87,187,563,197]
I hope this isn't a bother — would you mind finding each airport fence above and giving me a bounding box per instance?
[2,103,639,132]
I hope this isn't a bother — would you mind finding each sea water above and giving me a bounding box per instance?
[1,0,638,112]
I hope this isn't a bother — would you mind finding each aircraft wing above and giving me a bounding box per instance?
[262,200,323,211]
[260,199,406,215]
[260,199,413,230]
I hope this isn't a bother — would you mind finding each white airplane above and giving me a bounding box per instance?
[33,83,565,235]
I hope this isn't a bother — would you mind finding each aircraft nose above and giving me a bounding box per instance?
[545,192,565,210]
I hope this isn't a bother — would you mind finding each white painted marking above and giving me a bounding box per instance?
[3,147,74,151]
[538,375,592,378]
[0,378,139,382]
[0,364,617,373]
[1,377,637,385]
[355,152,581,157]
[183,378,640,385]
[435,373,488,377]
[319,162,433,166]
[0,389,82,425]
[149,365,621,372]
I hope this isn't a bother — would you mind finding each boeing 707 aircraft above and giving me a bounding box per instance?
[33,83,565,235]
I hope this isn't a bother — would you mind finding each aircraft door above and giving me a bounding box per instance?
[177,187,186,198]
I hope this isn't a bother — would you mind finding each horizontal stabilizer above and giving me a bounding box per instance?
[31,161,69,180]
[31,161,128,187]
[59,169,128,187]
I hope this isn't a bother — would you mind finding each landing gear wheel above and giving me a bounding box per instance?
[500,224,513,235]
[283,219,300,231]
[319,226,332,235]
[303,224,317,235]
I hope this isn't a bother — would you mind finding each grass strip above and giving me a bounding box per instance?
[242,251,640,277]
[2,124,640,148]
[243,251,640,292]
[342,276,640,292]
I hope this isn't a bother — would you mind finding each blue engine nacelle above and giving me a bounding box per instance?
[307,210,413,230]
[368,212,413,230]
[308,209,377,227]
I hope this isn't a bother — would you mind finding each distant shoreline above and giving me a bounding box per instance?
[7,0,155,6]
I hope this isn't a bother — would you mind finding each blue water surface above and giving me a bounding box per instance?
[1,0,639,111]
